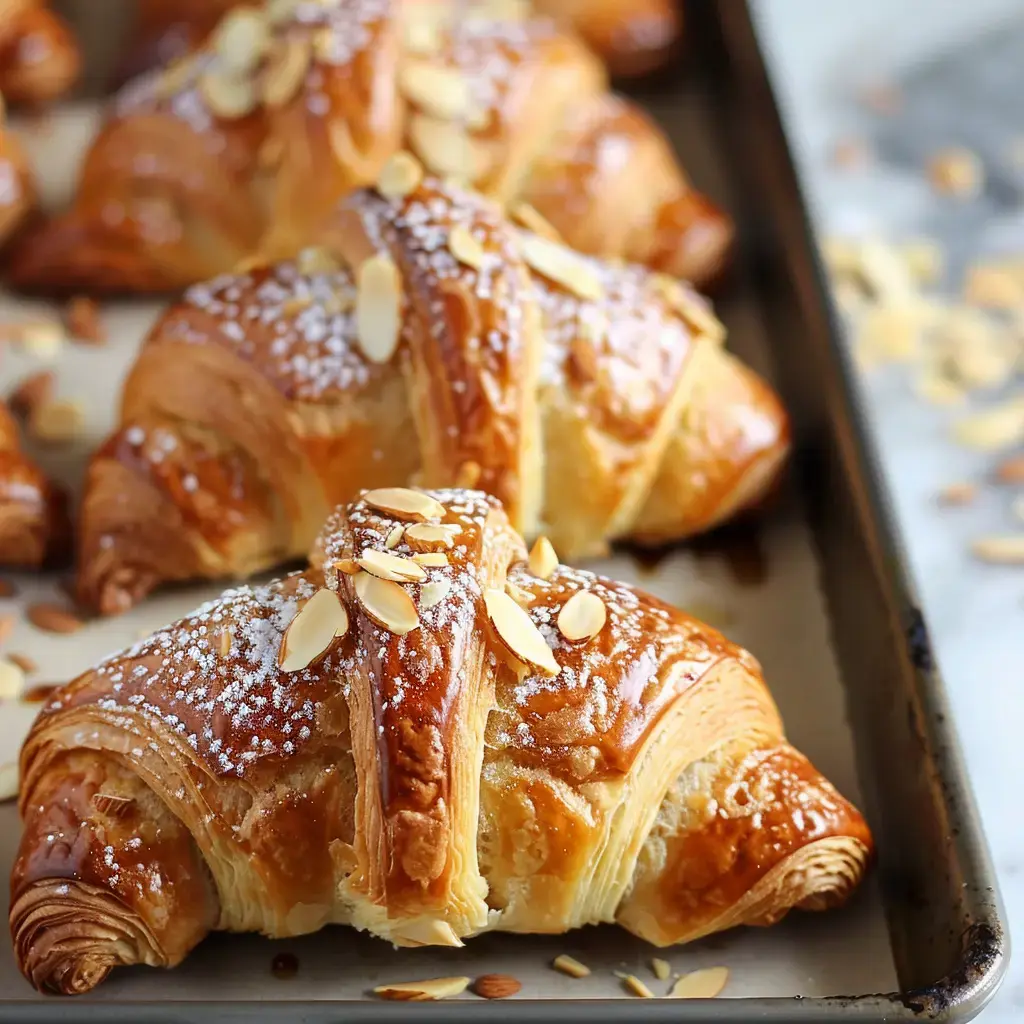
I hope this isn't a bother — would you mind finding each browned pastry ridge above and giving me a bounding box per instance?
[0,0,80,106]
[9,0,731,294]
[75,167,786,615]
[12,487,873,995]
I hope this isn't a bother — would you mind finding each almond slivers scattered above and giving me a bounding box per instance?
[484,588,559,677]
[404,523,458,550]
[409,113,485,182]
[971,535,1024,565]
[384,524,405,549]
[448,224,486,270]
[617,973,655,998]
[528,536,558,579]
[520,234,603,302]
[364,487,446,522]
[669,966,729,999]
[399,61,470,121]
[376,151,424,200]
[511,202,561,241]
[552,954,590,978]
[278,588,348,672]
[373,976,470,1001]
[356,253,403,364]
[412,552,448,566]
[358,548,427,582]
[953,398,1024,451]
[557,590,606,642]
[651,958,671,981]
[354,572,421,635]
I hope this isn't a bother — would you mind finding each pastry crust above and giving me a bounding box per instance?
[10,1,729,292]
[0,0,79,107]
[75,173,786,613]
[13,488,872,994]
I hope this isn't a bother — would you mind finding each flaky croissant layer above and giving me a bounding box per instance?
[14,488,871,994]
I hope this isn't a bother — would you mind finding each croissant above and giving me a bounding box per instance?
[13,486,872,994]
[0,96,34,246]
[9,0,731,293]
[75,168,786,614]
[0,0,79,106]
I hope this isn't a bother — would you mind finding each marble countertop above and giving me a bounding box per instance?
[754,1,1023,1018]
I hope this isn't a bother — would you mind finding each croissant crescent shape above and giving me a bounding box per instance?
[74,170,786,614]
[0,0,79,107]
[13,487,872,994]
[10,0,730,293]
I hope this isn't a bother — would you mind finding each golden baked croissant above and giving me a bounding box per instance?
[10,0,731,293]
[13,486,873,995]
[75,168,785,614]
[0,94,35,246]
[0,0,79,106]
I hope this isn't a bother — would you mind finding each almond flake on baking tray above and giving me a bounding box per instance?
[669,966,729,998]
[616,972,655,998]
[551,954,590,978]
[970,535,1024,565]
[363,487,445,522]
[278,588,348,671]
[651,958,671,981]
[357,548,427,582]
[355,253,403,363]
[485,588,559,676]
[953,398,1024,450]
[373,976,470,1001]
[354,572,420,635]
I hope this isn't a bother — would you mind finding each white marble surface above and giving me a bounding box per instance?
[755,1,1024,1019]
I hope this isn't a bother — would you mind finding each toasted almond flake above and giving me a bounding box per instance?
[266,0,300,24]
[0,659,23,699]
[520,234,603,301]
[953,398,1024,450]
[278,588,348,671]
[91,792,134,818]
[928,147,984,198]
[528,536,558,579]
[472,973,521,999]
[357,548,427,582]
[552,955,590,979]
[995,455,1024,484]
[296,246,341,275]
[669,967,729,998]
[354,572,420,635]
[363,487,446,522]
[419,579,451,610]
[219,629,233,657]
[505,579,534,607]
[213,7,270,75]
[9,370,54,419]
[384,524,405,549]
[14,319,63,360]
[511,202,561,241]
[455,460,481,488]
[403,15,441,55]
[281,295,312,317]
[356,253,403,364]
[30,399,83,445]
[616,973,655,998]
[399,61,470,120]
[27,603,83,635]
[6,652,35,675]
[404,523,457,551]
[484,588,559,677]
[448,225,485,270]
[408,113,487,181]
[652,273,726,341]
[902,240,944,284]
[915,371,965,406]
[373,976,470,1001]
[412,552,448,567]
[200,69,258,119]
[332,558,360,575]
[376,151,424,200]
[557,590,606,642]
[854,238,917,302]
[937,482,977,506]
[964,264,1024,308]
[0,762,17,802]
[65,296,106,345]
[262,36,312,108]
[651,958,671,981]
[970,535,1024,564]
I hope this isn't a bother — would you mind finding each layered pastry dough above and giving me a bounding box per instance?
[12,487,872,995]
[10,0,730,292]
[0,0,79,106]
[75,167,786,614]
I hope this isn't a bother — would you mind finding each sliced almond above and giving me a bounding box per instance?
[219,629,233,657]
[384,524,405,549]
[14,319,63,360]
[963,264,1023,308]
[528,536,557,579]
[505,579,535,607]
[970,535,1024,565]
[199,69,258,119]
[557,590,606,642]
[616,973,655,998]
[901,239,944,284]
[448,224,485,271]
[669,966,729,999]
[356,253,403,363]
[651,958,671,981]
[357,548,427,582]
[354,572,421,635]
[266,0,300,25]
[373,976,470,1001]
[936,482,977,506]
[91,792,135,818]
[363,487,446,522]
[520,234,603,302]
[66,296,106,345]
[399,61,470,121]
[9,370,54,419]
[27,603,83,635]
[376,151,424,200]
[551,954,590,978]
[404,523,457,551]
[953,398,1024,450]
[511,202,561,242]
[995,455,1024,484]
[30,399,84,445]
[7,652,36,674]
[278,588,349,672]
[403,15,441,55]
[333,558,360,575]
[654,274,726,342]
[0,659,24,700]
[928,147,983,198]
[408,113,487,182]
[419,579,451,610]
[0,762,17,803]
[262,36,312,108]
[155,55,197,98]
[296,246,341,276]
[484,588,559,677]
[412,552,448,567]
[213,7,270,76]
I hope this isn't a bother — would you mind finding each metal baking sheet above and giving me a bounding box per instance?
[0,1,1006,1020]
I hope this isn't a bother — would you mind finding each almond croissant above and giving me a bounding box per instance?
[0,0,79,107]
[13,487,872,995]
[10,0,730,293]
[75,169,785,615]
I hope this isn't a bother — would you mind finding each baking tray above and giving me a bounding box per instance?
[0,0,1008,1019]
